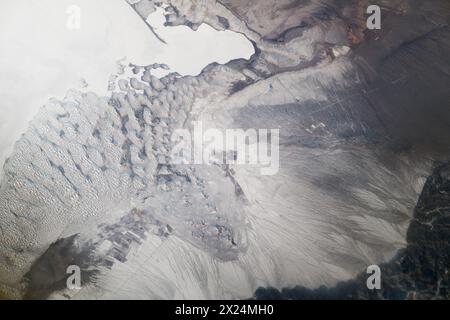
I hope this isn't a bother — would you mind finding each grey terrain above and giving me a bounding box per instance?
[0,0,449,299]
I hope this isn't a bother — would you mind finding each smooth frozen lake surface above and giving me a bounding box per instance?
[0,0,254,173]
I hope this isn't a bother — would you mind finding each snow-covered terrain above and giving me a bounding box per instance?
[0,0,449,299]
[0,0,253,173]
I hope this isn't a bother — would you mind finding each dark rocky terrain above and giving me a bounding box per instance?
[0,0,449,299]
[254,162,450,299]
